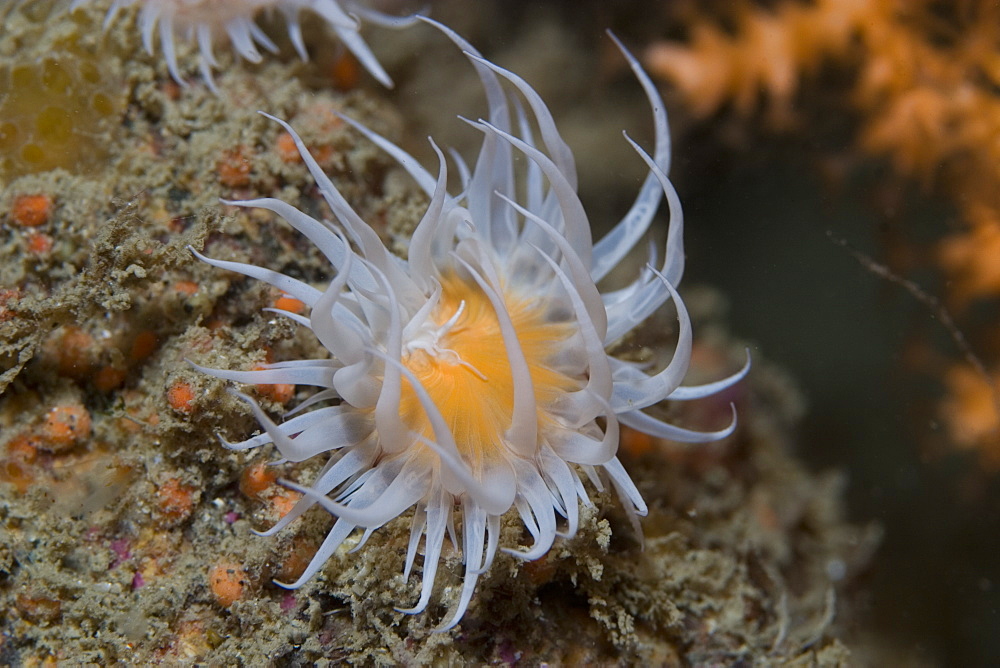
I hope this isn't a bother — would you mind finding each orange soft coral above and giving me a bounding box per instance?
[941,365,1000,465]
[645,0,1000,465]
[644,0,889,121]
[939,205,1000,307]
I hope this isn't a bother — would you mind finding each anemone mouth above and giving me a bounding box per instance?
[398,270,581,471]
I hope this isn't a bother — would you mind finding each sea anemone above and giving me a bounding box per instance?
[70,0,416,92]
[191,19,748,629]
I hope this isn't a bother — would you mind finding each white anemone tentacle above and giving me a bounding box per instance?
[72,0,419,92]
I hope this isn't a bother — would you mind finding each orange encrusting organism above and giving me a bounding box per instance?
[40,404,92,452]
[1,434,40,493]
[239,461,301,521]
[156,478,196,525]
[51,327,95,380]
[273,293,305,314]
[130,331,159,362]
[275,132,302,164]
[255,378,295,405]
[328,52,360,91]
[0,289,18,322]
[94,366,127,393]
[255,345,296,405]
[239,462,277,499]
[167,381,196,414]
[173,281,199,296]
[217,147,253,188]
[398,272,579,471]
[26,232,53,254]
[11,194,53,227]
[208,560,248,608]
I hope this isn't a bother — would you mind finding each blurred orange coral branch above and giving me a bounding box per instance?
[939,205,1000,306]
[942,365,1000,465]
[644,0,1000,463]
[644,0,888,120]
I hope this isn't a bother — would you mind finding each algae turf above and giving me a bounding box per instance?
[2,1,873,665]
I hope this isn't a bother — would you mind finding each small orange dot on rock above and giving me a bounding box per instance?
[130,330,158,362]
[0,288,19,321]
[619,425,655,457]
[167,381,196,415]
[11,194,53,227]
[269,488,302,520]
[329,52,360,91]
[26,232,53,254]
[1,459,34,494]
[273,294,305,314]
[54,327,95,379]
[209,561,248,607]
[256,381,295,405]
[94,365,127,393]
[40,404,92,452]
[278,537,316,583]
[522,553,558,587]
[15,592,62,623]
[239,462,277,500]
[0,435,39,493]
[174,280,199,296]
[156,477,196,525]
[275,132,302,164]
[7,434,40,463]
[217,147,253,188]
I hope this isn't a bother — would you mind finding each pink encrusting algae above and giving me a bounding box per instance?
[71,0,419,92]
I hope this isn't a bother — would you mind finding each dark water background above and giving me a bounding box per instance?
[682,139,1000,665]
